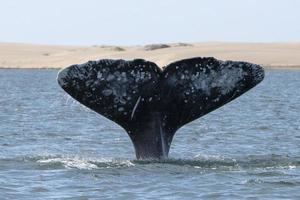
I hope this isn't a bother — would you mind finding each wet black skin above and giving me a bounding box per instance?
[57,57,264,160]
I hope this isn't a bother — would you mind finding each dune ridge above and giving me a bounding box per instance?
[0,42,300,69]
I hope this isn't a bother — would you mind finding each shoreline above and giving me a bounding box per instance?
[1,65,300,70]
[1,42,300,69]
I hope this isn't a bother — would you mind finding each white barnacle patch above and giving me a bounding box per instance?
[213,97,220,102]
[215,66,246,95]
[118,107,124,112]
[192,64,246,96]
[97,71,103,79]
[106,74,115,81]
[114,98,119,103]
[119,98,126,104]
[99,70,131,106]
[133,70,152,83]
[85,79,94,87]
[102,89,113,96]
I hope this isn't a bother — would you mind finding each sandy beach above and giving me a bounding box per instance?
[0,42,300,69]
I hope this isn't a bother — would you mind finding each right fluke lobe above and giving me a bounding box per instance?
[57,57,264,160]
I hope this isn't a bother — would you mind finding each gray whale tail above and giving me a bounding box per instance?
[57,57,264,160]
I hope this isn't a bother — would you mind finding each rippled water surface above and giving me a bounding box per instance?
[0,69,299,199]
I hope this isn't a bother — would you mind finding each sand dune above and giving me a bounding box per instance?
[0,42,300,69]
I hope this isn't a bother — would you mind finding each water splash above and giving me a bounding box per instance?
[37,157,98,170]
[35,155,135,170]
[159,125,167,158]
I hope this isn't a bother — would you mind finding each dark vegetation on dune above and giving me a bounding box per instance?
[143,43,193,50]
[174,43,193,47]
[143,44,171,51]
[92,45,126,51]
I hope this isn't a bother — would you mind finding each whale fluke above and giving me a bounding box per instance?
[57,57,264,159]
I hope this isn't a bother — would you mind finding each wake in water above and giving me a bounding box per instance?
[1,154,299,171]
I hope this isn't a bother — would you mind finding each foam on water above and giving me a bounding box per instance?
[37,157,99,170]
[34,155,136,170]
[2,153,299,171]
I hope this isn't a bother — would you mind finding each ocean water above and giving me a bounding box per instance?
[0,69,299,199]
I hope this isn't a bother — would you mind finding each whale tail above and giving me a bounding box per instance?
[57,58,264,159]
